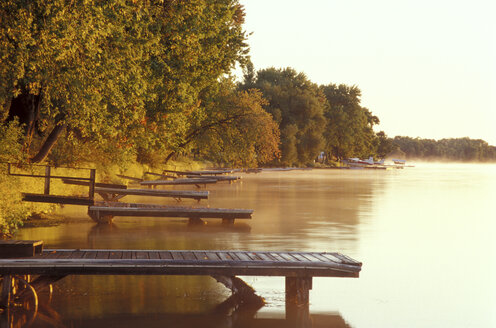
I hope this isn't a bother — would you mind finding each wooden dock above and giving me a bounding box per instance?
[95,187,209,202]
[140,178,218,188]
[185,175,241,182]
[87,203,253,224]
[0,244,362,313]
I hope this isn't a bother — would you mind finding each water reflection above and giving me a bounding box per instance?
[2,304,352,328]
[16,170,386,327]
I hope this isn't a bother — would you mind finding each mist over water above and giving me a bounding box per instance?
[16,163,496,327]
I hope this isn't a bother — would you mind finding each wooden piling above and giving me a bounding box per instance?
[88,169,96,201]
[44,166,51,195]
[0,276,12,308]
[285,276,312,321]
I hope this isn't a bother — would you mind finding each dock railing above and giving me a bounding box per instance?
[5,163,96,205]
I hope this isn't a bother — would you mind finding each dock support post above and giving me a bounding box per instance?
[44,166,51,195]
[0,276,12,309]
[285,276,312,325]
[222,218,235,225]
[88,169,96,202]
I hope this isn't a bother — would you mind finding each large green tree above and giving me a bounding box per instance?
[242,67,327,166]
[320,84,379,160]
[187,80,280,167]
[0,0,249,165]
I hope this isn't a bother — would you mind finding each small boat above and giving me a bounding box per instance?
[392,159,406,165]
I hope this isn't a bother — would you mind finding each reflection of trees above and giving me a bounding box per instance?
[2,282,352,328]
[1,291,66,328]
[54,311,351,328]
[209,171,383,253]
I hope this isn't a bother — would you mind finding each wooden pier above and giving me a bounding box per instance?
[0,242,362,314]
[87,203,253,224]
[10,164,251,225]
[140,178,218,188]
[94,187,209,202]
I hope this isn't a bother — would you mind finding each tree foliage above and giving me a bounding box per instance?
[0,0,250,165]
[320,84,379,160]
[190,82,280,167]
[392,136,496,161]
[241,67,326,166]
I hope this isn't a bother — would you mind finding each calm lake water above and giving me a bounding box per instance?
[15,163,496,327]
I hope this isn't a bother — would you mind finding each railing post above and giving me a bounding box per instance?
[44,166,51,195]
[88,169,96,201]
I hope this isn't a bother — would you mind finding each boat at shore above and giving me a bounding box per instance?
[342,157,411,169]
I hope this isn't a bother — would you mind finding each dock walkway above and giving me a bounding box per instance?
[0,246,361,312]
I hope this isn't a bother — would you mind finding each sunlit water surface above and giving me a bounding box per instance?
[16,163,496,327]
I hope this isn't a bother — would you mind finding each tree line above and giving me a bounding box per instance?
[1,0,494,169]
[390,136,496,162]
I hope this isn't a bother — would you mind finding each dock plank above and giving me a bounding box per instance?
[135,251,149,260]
[181,252,197,261]
[235,252,251,262]
[159,251,173,260]
[216,252,233,261]
[205,252,220,261]
[148,252,160,260]
[82,251,98,259]
[109,251,123,259]
[171,252,184,260]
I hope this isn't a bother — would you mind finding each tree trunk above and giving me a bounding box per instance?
[30,123,67,163]
[6,90,42,134]
[6,88,43,152]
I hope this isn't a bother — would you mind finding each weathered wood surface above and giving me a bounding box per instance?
[161,169,234,176]
[0,240,43,258]
[22,193,95,206]
[62,178,127,189]
[95,187,209,200]
[140,178,218,186]
[185,175,241,182]
[188,169,235,175]
[87,205,253,220]
[144,172,177,179]
[0,250,361,277]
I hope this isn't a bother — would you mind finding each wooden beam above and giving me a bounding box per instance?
[22,193,94,206]
[62,179,127,189]
[95,188,209,200]
[144,172,176,179]
[140,178,217,186]
[0,240,44,258]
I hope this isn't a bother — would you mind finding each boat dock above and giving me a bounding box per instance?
[0,241,362,313]
[94,187,209,202]
[8,164,252,225]
[87,203,253,224]
[140,178,219,188]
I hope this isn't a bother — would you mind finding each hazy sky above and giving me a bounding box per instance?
[240,0,496,145]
